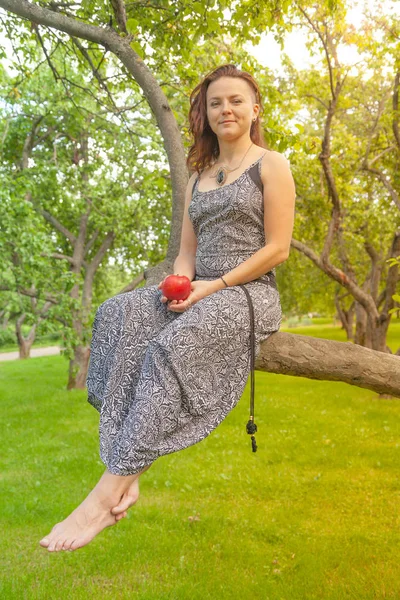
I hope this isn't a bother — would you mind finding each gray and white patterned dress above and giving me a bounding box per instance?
[86,154,282,475]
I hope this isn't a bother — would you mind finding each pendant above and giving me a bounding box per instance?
[216,167,227,185]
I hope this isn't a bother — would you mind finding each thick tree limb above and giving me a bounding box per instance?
[257,331,400,398]
[2,281,399,397]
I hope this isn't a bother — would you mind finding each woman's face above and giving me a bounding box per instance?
[206,76,259,141]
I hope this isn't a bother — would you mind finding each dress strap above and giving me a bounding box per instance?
[191,169,204,196]
[191,175,199,196]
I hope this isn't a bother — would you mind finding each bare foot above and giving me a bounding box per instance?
[39,466,152,551]
[39,488,122,552]
[39,469,144,552]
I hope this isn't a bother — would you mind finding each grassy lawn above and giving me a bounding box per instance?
[1,324,400,599]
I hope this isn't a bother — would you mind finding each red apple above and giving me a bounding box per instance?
[161,274,191,301]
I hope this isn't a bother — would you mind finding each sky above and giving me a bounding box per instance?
[247,0,399,75]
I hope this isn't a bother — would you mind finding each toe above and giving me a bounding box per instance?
[111,493,139,515]
[69,539,81,551]
[110,502,125,515]
[55,539,65,552]
[39,537,50,548]
[62,539,73,551]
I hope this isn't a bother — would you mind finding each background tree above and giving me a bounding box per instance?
[0,0,399,398]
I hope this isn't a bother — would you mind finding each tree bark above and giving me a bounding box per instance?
[258,331,400,398]
[67,345,91,390]
[334,294,354,340]
[15,314,36,359]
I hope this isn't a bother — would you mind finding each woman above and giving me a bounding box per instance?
[39,64,296,552]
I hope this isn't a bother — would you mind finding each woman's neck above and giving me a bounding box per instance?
[214,137,254,165]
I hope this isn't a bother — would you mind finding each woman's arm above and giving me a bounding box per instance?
[172,171,199,281]
[209,150,296,291]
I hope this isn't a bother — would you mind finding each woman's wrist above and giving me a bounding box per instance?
[210,277,228,292]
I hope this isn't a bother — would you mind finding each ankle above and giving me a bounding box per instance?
[101,471,139,495]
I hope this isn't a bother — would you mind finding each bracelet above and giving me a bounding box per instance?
[220,276,229,287]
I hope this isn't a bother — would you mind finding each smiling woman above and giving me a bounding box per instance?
[39,63,295,555]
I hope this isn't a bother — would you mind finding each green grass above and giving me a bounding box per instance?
[1,332,400,599]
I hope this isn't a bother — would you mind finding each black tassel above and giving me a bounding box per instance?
[246,419,257,435]
[246,419,258,453]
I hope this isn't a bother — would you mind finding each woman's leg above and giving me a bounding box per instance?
[39,464,151,553]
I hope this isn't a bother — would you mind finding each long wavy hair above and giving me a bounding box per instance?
[186,64,269,174]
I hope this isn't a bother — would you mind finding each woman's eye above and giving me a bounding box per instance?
[211,100,242,107]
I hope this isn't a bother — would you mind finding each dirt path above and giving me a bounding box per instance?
[0,346,61,361]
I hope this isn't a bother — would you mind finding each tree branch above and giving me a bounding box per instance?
[291,237,380,319]
[110,0,127,33]
[26,193,77,244]
[259,331,400,398]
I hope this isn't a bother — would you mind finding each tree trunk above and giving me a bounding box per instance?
[67,345,91,390]
[18,338,33,359]
[334,295,354,340]
[15,314,36,359]
[368,313,392,354]
[354,301,368,347]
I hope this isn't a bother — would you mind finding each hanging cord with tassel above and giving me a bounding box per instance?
[238,283,258,452]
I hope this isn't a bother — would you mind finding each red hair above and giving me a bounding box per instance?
[186,64,269,174]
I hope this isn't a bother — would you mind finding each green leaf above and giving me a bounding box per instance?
[126,18,139,34]
[130,41,144,59]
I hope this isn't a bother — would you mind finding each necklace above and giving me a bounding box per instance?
[210,142,254,186]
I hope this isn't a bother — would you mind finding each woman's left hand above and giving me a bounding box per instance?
[167,280,219,312]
